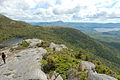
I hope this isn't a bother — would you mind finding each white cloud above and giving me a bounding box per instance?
[0,0,120,23]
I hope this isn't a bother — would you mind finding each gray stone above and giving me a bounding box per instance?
[55,75,63,80]
[1,48,10,54]
[80,61,118,80]
[50,71,63,80]
[0,48,48,80]
[68,69,80,80]
[88,70,118,80]
[10,21,16,24]
[25,39,43,47]
[80,61,96,71]
[60,44,67,49]
[49,42,67,51]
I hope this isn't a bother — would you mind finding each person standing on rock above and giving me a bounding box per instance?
[1,52,6,64]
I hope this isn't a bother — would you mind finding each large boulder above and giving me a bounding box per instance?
[60,44,67,49]
[49,42,67,51]
[55,75,63,80]
[80,61,96,72]
[68,69,80,80]
[25,39,43,47]
[48,71,63,80]
[80,61,118,80]
[88,70,118,80]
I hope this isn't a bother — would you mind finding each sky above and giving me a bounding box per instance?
[0,0,120,23]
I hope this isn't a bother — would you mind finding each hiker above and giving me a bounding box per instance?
[1,52,6,64]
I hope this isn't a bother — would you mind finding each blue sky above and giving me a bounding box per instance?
[0,0,120,23]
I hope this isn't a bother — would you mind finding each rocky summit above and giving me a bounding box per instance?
[0,39,65,80]
[0,48,48,80]
[0,39,118,80]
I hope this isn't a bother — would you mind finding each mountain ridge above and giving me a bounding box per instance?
[0,15,120,74]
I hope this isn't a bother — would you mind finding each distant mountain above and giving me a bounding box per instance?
[29,21,120,28]
[0,15,120,74]
[29,21,120,36]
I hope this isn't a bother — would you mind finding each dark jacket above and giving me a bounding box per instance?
[2,53,6,59]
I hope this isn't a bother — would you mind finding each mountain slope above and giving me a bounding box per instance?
[30,21,120,52]
[0,15,120,73]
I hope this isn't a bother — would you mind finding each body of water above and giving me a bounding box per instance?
[0,38,23,49]
[94,28,120,32]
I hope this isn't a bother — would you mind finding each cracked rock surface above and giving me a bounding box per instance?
[0,48,47,80]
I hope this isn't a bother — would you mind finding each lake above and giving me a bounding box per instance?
[0,38,23,49]
[94,28,120,32]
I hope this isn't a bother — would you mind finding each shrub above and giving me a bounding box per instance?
[74,49,91,61]
[116,75,120,80]
[36,43,41,47]
[74,51,82,59]
[41,53,79,79]
[84,55,90,61]
[76,72,87,80]
[20,41,30,47]
[36,41,50,48]
[10,47,14,52]
[94,61,116,76]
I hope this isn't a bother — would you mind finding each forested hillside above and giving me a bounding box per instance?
[0,15,120,74]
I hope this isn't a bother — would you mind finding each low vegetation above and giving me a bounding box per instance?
[41,49,88,79]
[116,75,120,80]
[36,41,50,48]
[41,48,119,80]
[20,41,30,47]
